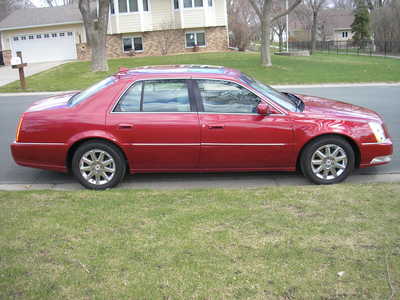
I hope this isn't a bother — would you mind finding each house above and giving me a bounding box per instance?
[0,0,228,65]
[289,8,354,42]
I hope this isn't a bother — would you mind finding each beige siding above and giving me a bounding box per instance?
[182,9,205,28]
[151,0,174,30]
[215,0,227,26]
[118,14,141,32]
[109,15,118,34]
[1,23,85,51]
[174,11,181,27]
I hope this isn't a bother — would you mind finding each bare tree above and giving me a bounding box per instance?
[0,0,34,21]
[79,0,109,72]
[228,0,258,51]
[271,2,286,52]
[307,0,327,54]
[330,0,354,8]
[157,21,181,56]
[247,0,302,67]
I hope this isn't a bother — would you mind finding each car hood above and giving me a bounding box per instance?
[295,94,381,122]
[26,92,76,112]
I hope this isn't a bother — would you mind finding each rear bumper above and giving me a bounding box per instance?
[359,139,393,168]
[10,141,68,173]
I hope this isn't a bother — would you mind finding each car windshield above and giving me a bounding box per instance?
[240,73,297,112]
[68,76,117,106]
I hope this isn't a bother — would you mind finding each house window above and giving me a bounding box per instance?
[342,31,348,38]
[174,0,179,9]
[60,32,65,37]
[44,33,50,38]
[13,37,19,41]
[52,33,57,37]
[119,0,142,12]
[185,32,205,47]
[110,0,115,14]
[143,0,149,11]
[28,35,34,39]
[67,32,73,36]
[184,0,203,8]
[208,0,212,6]
[36,34,42,39]
[21,36,26,40]
[123,36,143,52]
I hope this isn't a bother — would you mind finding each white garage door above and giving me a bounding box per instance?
[11,31,77,63]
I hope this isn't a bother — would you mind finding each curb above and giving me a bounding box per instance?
[1,83,400,96]
[0,173,399,191]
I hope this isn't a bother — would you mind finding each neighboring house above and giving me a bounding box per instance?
[0,0,228,65]
[289,8,354,42]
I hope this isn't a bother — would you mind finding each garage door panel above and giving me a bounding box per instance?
[12,32,77,63]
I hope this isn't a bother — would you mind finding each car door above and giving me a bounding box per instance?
[195,79,295,169]
[106,78,200,171]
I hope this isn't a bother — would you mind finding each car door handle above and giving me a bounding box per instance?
[207,124,224,129]
[117,123,134,130]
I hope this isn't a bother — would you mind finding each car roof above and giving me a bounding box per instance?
[115,65,242,79]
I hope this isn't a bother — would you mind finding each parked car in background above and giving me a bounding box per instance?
[11,65,393,189]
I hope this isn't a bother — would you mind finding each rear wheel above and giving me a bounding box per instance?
[72,141,126,190]
[301,136,355,184]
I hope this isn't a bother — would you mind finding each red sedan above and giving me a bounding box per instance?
[11,65,393,189]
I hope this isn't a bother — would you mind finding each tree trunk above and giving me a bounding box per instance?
[79,0,109,72]
[279,32,283,52]
[310,11,318,55]
[91,34,108,72]
[260,1,273,67]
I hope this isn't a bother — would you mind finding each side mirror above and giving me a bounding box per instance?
[256,103,270,115]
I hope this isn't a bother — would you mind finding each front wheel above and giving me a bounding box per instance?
[72,141,126,190]
[301,136,355,184]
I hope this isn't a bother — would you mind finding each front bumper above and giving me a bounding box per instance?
[359,139,393,168]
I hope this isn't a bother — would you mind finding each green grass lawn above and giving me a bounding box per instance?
[1,183,399,299]
[1,52,400,92]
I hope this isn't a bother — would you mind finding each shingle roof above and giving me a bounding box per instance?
[0,5,82,31]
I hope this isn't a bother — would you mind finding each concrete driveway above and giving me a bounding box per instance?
[0,60,70,87]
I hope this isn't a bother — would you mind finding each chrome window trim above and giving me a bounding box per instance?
[109,77,288,116]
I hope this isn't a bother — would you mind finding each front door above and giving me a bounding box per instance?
[106,79,200,171]
[195,79,295,169]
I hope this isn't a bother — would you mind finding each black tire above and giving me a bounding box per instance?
[300,136,355,185]
[72,141,126,190]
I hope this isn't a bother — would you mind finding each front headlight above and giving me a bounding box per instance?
[369,122,386,143]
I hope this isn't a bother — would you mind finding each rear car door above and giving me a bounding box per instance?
[106,78,200,171]
[195,79,295,169]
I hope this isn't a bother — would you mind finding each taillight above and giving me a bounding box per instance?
[15,116,23,142]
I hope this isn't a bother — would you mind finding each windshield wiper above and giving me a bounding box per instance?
[282,92,304,112]
[67,92,81,106]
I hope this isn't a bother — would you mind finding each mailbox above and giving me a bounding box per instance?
[11,56,22,66]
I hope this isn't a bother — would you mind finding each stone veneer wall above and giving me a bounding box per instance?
[77,26,228,61]
[2,50,12,65]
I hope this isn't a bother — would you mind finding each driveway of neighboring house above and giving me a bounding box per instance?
[0,60,70,87]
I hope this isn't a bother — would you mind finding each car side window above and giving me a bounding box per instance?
[197,79,261,114]
[114,79,191,113]
[142,80,190,112]
[114,81,142,112]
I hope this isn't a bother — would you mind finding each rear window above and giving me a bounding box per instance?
[68,76,117,106]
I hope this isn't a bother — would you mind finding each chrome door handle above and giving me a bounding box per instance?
[207,124,225,129]
[117,123,134,129]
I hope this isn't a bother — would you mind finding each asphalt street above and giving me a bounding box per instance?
[0,85,399,189]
